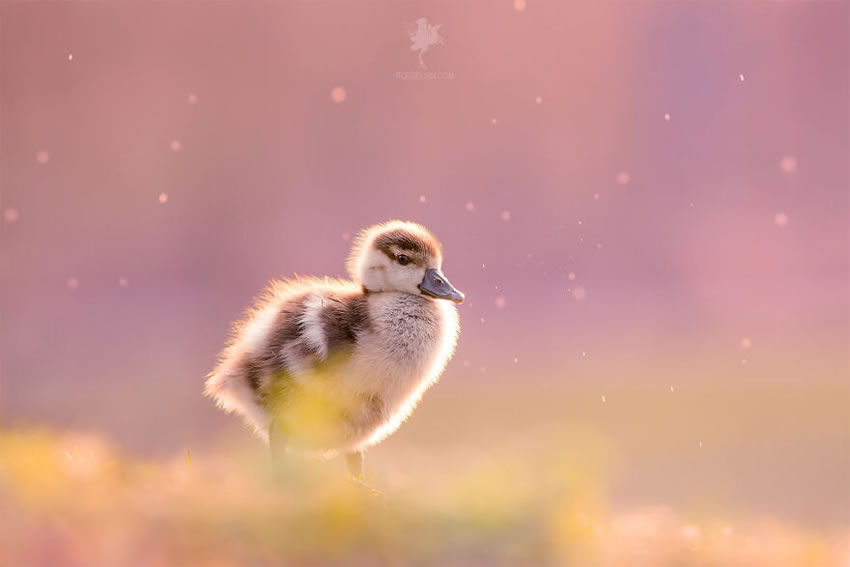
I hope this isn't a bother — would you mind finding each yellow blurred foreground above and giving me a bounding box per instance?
[1,427,847,567]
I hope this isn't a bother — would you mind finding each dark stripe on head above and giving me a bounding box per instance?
[373,228,441,262]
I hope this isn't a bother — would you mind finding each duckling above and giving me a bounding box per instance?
[204,220,464,479]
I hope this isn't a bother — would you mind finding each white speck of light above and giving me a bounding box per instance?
[670,385,675,393]
[601,394,606,403]
[67,277,80,290]
[664,113,671,121]
[513,0,527,12]
[158,192,168,204]
[170,140,182,152]
[582,351,586,357]
[572,286,586,301]
[616,171,631,185]
[68,54,73,61]
[187,93,198,104]
[780,155,797,173]
[331,87,346,103]
[4,208,19,223]
[36,151,49,164]
[699,441,703,448]
[501,210,511,222]
[774,212,788,227]
[119,277,129,288]
[513,357,518,364]
[465,201,475,211]
[739,73,745,82]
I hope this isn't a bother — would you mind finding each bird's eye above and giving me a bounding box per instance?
[397,254,411,266]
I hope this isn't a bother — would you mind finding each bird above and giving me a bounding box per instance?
[204,220,464,480]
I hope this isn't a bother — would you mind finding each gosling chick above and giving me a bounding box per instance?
[205,220,464,478]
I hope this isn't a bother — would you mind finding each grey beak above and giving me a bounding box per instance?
[419,268,465,303]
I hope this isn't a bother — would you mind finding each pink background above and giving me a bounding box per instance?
[2,1,847,527]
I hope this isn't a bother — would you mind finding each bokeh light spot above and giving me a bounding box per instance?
[158,192,169,204]
[780,155,797,173]
[514,0,526,11]
[501,210,511,221]
[170,140,182,152]
[187,93,198,104]
[495,296,506,308]
[66,277,80,290]
[4,208,19,223]
[774,212,788,227]
[615,171,630,185]
[35,151,49,164]
[331,87,346,103]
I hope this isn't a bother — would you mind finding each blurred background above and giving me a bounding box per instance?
[1,1,848,565]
